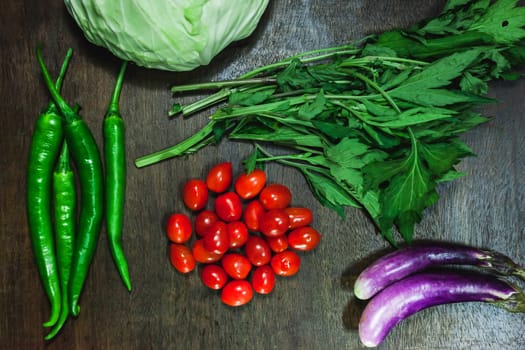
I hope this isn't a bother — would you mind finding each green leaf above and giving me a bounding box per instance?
[388,49,486,106]
[361,100,398,118]
[298,92,327,120]
[373,107,458,128]
[311,120,355,139]
[419,139,473,175]
[437,169,466,182]
[276,59,317,91]
[364,131,441,242]
[361,43,399,58]
[326,137,370,165]
[470,0,525,44]
[229,88,276,106]
[243,145,264,173]
[302,169,362,217]
[460,71,488,95]
[361,123,401,149]
[230,122,326,149]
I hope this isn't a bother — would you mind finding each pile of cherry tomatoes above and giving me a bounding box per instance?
[165,162,322,307]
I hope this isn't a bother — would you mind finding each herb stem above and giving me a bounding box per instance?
[170,78,276,93]
[349,71,401,113]
[239,46,362,79]
[134,120,217,168]
[340,55,429,68]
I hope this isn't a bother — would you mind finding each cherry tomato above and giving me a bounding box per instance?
[244,235,271,267]
[265,235,288,253]
[182,179,208,211]
[194,210,218,237]
[200,264,229,290]
[251,265,276,294]
[221,253,252,280]
[206,162,232,193]
[234,169,267,199]
[287,226,322,251]
[259,209,290,237]
[203,221,230,255]
[259,184,292,210]
[243,200,265,231]
[221,280,253,307]
[271,250,301,277]
[169,244,195,274]
[227,221,249,248]
[192,239,222,264]
[285,207,313,229]
[166,213,192,243]
[214,191,243,222]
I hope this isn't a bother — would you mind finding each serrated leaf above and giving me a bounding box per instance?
[229,88,276,106]
[298,92,327,120]
[419,139,473,175]
[471,0,525,44]
[302,169,361,217]
[388,49,485,106]
[311,120,355,139]
[460,71,488,95]
[373,107,458,128]
[363,131,441,242]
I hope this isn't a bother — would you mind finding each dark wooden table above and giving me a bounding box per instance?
[2,1,524,349]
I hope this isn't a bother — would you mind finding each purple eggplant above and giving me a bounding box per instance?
[354,243,525,300]
[358,271,525,348]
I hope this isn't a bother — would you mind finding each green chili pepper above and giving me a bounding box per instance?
[27,48,72,327]
[45,142,76,340]
[37,48,104,316]
[104,61,131,291]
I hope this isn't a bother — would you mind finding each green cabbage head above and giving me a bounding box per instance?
[63,0,270,71]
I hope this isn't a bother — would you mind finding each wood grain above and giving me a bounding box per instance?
[1,1,524,349]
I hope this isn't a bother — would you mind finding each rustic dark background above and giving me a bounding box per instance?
[1,1,524,349]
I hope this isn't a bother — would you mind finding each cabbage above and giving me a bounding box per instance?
[63,0,269,71]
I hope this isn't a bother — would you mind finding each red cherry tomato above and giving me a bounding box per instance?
[251,265,276,294]
[287,226,322,251]
[259,209,290,237]
[227,221,249,249]
[194,210,218,237]
[244,235,272,267]
[221,253,252,280]
[243,200,265,231]
[234,169,267,199]
[166,213,192,243]
[192,239,222,264]
[265,235,288,253]
[200,264,229,290]
[214,191,243,222]
[203,221,230,255]
[206,162,233,193]
[285,207,313,229]
[169,244,195,274]
[221,280,253,307]
[271,250,301,277]
[259,184,292,210]
[182,179,208,211]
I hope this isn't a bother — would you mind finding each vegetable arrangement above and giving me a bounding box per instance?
[135,0,525,244]
[26,49,132,339]
[63,0,270,71]
[165,162,322,306]
[354,243,525,347]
